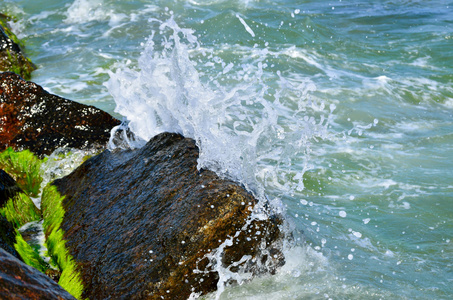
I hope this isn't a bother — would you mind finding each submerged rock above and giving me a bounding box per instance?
[0,248,76,300]
[0,15,36,80]
[0,72,121,157]
[45,132,284,299]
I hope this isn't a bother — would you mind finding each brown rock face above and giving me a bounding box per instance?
[0,248,76,300]
[0,72,121,157]
[52,132,283,299]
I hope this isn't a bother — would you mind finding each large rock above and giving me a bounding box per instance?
[46,132,283,299]
[0,248,76,300]
[0,72,121,157]
[0,15,36,79]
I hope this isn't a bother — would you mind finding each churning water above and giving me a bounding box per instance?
[4,0,453,299]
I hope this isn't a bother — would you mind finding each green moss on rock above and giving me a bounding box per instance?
[0,192,40,228]
[42,184,83,299]
[0,14,21,46]
[0,14,36,79]
[0,147,46,197]
[14,229,49,273]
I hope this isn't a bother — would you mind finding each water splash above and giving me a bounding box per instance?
[106,16,334,200]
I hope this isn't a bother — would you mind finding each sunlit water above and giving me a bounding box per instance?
[3,0,453,299]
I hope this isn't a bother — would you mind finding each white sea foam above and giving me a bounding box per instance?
[106,17,334,202]
[65,0,108,24]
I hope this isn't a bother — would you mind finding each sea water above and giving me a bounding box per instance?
[3,0,453,299]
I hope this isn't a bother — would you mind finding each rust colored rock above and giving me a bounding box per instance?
[0,248,76,300]
[0,72,121,157]
[51,132,283,299]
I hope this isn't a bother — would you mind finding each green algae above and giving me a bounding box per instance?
[0,14,22,47]
[1,48,35,79]
[42,184,84,299]
[0,147,46,197]
[14,229,49,273]
[0,14,36,79]
[0,192,40,228]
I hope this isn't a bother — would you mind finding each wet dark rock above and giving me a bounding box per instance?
[50,132,284,299]
[0,168,22,206]
[0,248,76,300]
[0,15,36,79]
[0,214,21,260]
[0,72,121,157]
[0,169,22,259]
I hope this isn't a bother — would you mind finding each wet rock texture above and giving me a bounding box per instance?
[0,168,22,206]
[0,17,36,79]
[0,214,20,260]
[52,132,283,299]
[0,72,121,157]
[0,248,76,300]
[0,169,22,259]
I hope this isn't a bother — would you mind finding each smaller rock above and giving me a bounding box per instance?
[0,248,76,300]
[0,72,121,157]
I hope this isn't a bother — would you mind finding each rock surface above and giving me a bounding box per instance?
[0,248,76,300]
[49,132,283,299]
[0,168,22,206]
[0,72,121,157]
[0,15,36,79]
[0,169,22,259]
[0,214,21,260]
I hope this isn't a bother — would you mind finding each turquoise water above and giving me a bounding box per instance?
[3,0,453,299]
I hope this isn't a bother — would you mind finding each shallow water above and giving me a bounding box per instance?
[3,0,453,298]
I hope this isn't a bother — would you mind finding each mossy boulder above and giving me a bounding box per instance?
[0,169,40,229]
[0,72,121,157]
[43,132,284,299]
[0,14,36,80]
[0,146,44,197]
[0,167,47,272]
